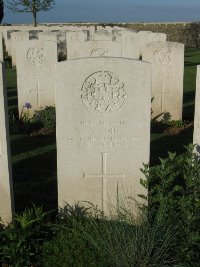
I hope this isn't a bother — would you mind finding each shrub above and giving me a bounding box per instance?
[32,106,56,129]
[8,105,56,135]
[41,203,105,267]
[41,201,181,267]
[0,205,53,267]
[141,144,200,267]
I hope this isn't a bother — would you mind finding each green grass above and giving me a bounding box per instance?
[6,69,57,212]
[183,47,200,120]
[6,47,199,212]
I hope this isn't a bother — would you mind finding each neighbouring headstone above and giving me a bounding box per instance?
[66,29,139,60]
[38,31,57,42]
[193,66,200,150]
[16,40,57,115]
[5,30,19,55]
[11,31,29,66]
[55,57,151,214]
[93,29,113,41]
[0,61,14,224]
[138,31,167,56]
[142,41,184,120]
[0,32,3,61]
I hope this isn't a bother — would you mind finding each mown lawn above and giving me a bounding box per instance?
[6,47,200,212]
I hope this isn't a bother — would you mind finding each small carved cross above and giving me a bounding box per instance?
[30,82,47,108]
[155,75,172,113]
[83,152,124,212]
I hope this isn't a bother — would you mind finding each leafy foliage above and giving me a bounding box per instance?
[0,205,53,267]
[32,106,56,129]
[8,105,56,134]
[141,144,200,266]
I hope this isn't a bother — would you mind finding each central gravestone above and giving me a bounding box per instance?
[56,57,151,214]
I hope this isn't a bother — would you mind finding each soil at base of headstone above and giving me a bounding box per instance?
[30,127,55,137]
[164,122,193,135]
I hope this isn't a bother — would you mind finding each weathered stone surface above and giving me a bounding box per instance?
[138,31,167,56]
[0,32,3,60]
[11,31,29,66]
[193,66,200,150]
[93,29,113,41]
[38,30,57,42]
[55,57,151,214]
[5,30,19,55]
[142,41,184,120]
[66,29,139,60]
[0,61,14,224]
[16,40,57,115]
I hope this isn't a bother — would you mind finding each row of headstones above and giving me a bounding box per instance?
[0,28,184,223]
[2,56,200,224]
[7,28,167,66]
[14,31,184,121]
[3,26,166,61]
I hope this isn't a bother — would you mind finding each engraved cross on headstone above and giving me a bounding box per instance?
[83,152,124,212]
[30,82,47,108]
[155,73,173,113]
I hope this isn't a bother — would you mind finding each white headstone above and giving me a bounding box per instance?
[93,29,113,41]
[142,41,184,120]
[0,32,3,61]
[193,66,200,150]
[16,40,57,115]
[11,31,29,66]
[66,30,139,60]
[6,30,20,55]
[38,31,57,42]
[0,61,14,224]
[55,57,151,214]
[138,31,167,56]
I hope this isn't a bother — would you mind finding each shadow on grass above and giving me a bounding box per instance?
[182,90,195,120]
[184,62,200,67]
[182,103,195,121]
[150,127,193,166]
[12,145,57,213]
[7,86,18,116]
[11,135,56,156]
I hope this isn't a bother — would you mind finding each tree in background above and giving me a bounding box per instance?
[6,0,55,27]
[0,0,4,23]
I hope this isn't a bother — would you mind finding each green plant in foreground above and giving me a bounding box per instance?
[40,200,180,267]
[18,102,37,134]
[32,106,56,129]
[0,204,52,267]
[141,144,200,267]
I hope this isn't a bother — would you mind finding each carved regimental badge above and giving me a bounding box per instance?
[27,47,47,65]
[81,71,126,113]
[154,48,172,66]
[90,48,108,57]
